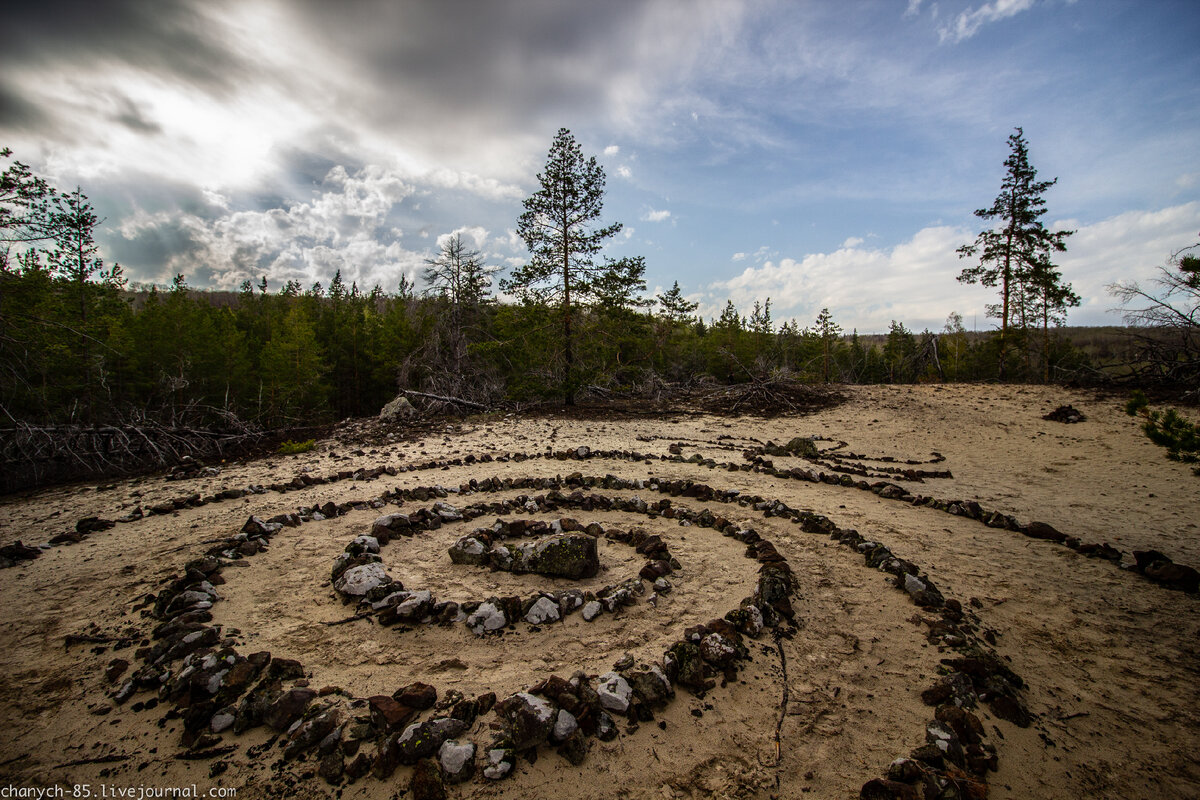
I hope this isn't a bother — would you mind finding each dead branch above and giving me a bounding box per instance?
[402,389,488,410]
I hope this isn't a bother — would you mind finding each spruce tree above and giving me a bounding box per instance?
[656,280,698,322]
[957,128,1073,380]
[503,128,632,404]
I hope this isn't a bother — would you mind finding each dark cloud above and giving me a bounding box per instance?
[0,84,50,134]
[284,0,717,160]
[109,93,163,135]
[3,0,249,95]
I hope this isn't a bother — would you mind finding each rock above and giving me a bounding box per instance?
[263,688,316,731]
[349,535,380,554]
[381,590,434,622]
[596,672,633,715]
[1023,521,1067,543]
[394,682,438,710]
[372,513,411,540]
[622,664,673,708]
[283,709,340,760]
[379,395,417,422]
[369,695,415,732]
[664,642,712,693]
[527,533,599,579]
[595,710,618,741]
[524,596,561,625]
[725,605,764,638]
[105,658,130,684]
[448,536,490,566]
[76,516,115,534]
[581,600,603,621]
[699,632,740,668]
[317,750,344,784]
[333,562,391,597]
[987,692,1033,728]
[410,757,446,800]
[550,709,579,743]
[209,708,236,734]
[1042,404,1085,423]
[394,718,469,765]
[495,691,557,750]
[482,748,514,780]
[438,740,475,784]
[467,601,507,635]
[558,728,588,764]
[925,719,964,767]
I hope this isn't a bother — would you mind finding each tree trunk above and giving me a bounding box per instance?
[562,220,574,406]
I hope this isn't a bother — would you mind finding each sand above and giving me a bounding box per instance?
[0,384,1196,800]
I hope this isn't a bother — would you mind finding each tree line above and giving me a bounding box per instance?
[1,130,1191,432]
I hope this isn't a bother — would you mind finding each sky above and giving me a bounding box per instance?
[4,0,1199,333]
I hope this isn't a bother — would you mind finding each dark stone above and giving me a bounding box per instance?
[1042,404,1086,423]
[76,517,115,534]
[558,728,588,765]
[1141,556,1200,593]
[317,750,344,784]
[105,658,130,684]
[495,692,557,750]
[0,541,42,563]
[394,718,469,765]
[410,758,446,800]
[369,696,415,733]
[263,687,316,731]
[394,682,437,710]
[527,533,599,579]
[987,693,1033,728]
[283,709,340,760]
[663,642,713,693]
[1023,521,1067,542]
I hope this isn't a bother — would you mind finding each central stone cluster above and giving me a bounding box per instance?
[447,518,599,579]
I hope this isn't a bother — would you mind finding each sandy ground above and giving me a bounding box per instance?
[0,384,1197,800]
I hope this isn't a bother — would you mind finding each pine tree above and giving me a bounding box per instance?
[503,128,631,404]
[656,280,698,322]
[957,128,1073,380]
[813,307,842,383]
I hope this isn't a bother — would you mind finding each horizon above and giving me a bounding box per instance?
[4,0,1199,333]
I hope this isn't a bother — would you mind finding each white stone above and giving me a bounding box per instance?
[210,711,235,734]
[438,739,475,780]
[483,748,512,780]
[351,535,380,553]
[524,596,560,625]
[334,562,391,596]
[903,573,927,595]
[597,671,632,714]
[551,709,578,743]
[581,600,603,621]
[467,601,506,635]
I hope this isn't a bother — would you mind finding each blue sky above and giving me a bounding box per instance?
[4,0,1198,332]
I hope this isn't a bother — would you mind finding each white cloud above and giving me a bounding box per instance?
[731,252,747,261]
[617,165,633,179]
[904,0,924,19]
[604,145,620,156]
[119,164,425,290]
[938,0,1035,43]
[702,202,1200,332]
[436,225,489,251]
[841,236,864,248]
[643,208,672,222]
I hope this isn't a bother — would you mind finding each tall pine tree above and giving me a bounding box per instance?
[503,128,635,404]
[957,128,1072,380]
